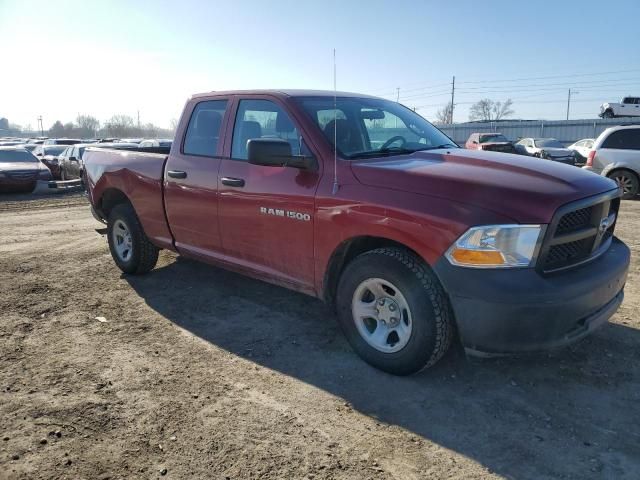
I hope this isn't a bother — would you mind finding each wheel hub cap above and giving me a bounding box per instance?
[351,278,412,353]
[376,298,400,326]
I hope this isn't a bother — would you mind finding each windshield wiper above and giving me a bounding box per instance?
[425,143,458,150]
[348,147,417,159]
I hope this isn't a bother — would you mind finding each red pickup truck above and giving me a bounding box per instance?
[84,89,630,375]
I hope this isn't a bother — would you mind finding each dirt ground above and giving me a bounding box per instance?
[0,191,639,480]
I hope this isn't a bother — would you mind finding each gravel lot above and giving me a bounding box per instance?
[1,192,639,480]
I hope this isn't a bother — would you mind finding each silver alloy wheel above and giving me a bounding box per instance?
[351,277,413,353]
[112,219,133,262]
[614,174,634,194]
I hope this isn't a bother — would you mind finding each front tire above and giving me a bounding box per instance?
[107,203,159,274]
[336,248,454,375]
[608,170,639,199]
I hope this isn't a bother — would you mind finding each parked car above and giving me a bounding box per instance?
[464,133,516,153]
[58,144,89,180]
[27,138,47,144]
[139,138,173,149]
[583,125,640,199]
[83,89,629,375]
[567,138,595,161]
[57,142,140,181]
[514,138,576,165]
[0,146,52,193]
[43,138,82,146]
[118,138,143,144]
[15,143,40,153]
[32,145,67,179]
[600,97,640,118]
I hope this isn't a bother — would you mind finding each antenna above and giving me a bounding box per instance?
[332,48,339,195]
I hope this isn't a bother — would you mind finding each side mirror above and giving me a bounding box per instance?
[247,138,314,170]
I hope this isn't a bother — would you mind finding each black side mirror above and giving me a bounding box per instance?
[247,138,314,170]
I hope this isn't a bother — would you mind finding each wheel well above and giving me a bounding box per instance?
[322,236,424,305]
[99,188,130,217]
[606,167,639,181]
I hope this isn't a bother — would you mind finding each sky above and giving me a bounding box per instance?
[1,0,639,130]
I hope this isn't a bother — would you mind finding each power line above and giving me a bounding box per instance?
[456,68,640,85]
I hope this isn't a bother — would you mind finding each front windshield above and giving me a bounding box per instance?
[534,138,563,148]
[44,146,65,155]
[480,134,509,143]
[297,97,457,159]
[0,150,38,163]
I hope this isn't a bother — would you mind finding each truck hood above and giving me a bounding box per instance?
[350,148,617,223]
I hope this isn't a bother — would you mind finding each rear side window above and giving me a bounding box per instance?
[231,99,300,160]
[602,129,640,150]
[182,100,228,157]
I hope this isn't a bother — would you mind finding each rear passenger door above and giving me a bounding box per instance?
[163,98,230,257]
[217,96,320,291]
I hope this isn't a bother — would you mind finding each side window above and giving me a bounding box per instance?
[183,99,228,157]
[231,99,300,160]
[602,129,640,150]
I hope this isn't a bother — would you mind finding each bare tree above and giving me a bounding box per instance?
[48,120,65,138]
[105,115,135,137]
[76,114,100,137]
[469,98,514,121]
[434,102,454,124]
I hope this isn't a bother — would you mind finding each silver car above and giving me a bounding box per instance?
[582,125,640,199]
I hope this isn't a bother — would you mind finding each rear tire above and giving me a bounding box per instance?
[107,203,159,274]
[335,247,454,375]
[603,110,614,119]
[608,170,639,199]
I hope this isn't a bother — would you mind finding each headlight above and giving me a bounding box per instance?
[446,225,543,268]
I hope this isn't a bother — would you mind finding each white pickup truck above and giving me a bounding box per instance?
[600,97,640,118]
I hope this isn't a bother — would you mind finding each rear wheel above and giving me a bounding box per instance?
[107,203,159,274]
[608,170,639,199]
[336,247,454,375]
[603,110,614,119]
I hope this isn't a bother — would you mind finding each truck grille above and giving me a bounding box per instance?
[538,191,620,273]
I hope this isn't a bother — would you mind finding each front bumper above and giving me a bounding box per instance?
[433,238,630,354]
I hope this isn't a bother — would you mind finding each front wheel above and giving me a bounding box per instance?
[107,203,159,274]
[608,170,639,199]
[336,248,454,375]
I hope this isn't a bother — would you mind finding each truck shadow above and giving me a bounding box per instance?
[126,256,640,479]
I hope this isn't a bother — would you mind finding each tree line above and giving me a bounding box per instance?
[435,98,515,124]
[48,114,175,139]
[1,115,176,139]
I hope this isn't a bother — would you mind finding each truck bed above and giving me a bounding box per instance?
[83,147,174,249]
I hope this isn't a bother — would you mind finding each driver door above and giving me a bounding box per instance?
[217,96,321,291]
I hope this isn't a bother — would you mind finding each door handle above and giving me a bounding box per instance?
[167,170,187,179]
[221,177,245,187]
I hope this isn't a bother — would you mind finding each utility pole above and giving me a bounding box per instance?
[37,116,43,137]
[566,89,579,120]
[450,75,456,124]
[137,110,140,129]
